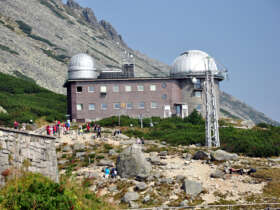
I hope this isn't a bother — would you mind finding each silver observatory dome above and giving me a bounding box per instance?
[171,50,218,76]
[68,53,99,79]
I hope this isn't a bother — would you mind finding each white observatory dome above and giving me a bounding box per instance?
[171,50,218,76]
[68,53,99,79]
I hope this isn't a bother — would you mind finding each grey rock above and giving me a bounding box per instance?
[149,156,167,166]
[176,175,186,183]
[211,150,238,161]
[210,169,225,178]
[160,178,173,184]
[73,143,85,151]
[84,171,99,179]
[180,200,189,206]
[76,152,86,158]
[116,133,130,140]
[0,106,7,114]
[62,145,71,152]
[193,150,210,160]
[109,149,117,156]
[182,179,203,196]
[58,159,69,165]
[135,182,147,191]
[116,144,152,178]
[122,192,139,203]
[97,159,114,167]
[143,194,150,203]
[82,8,98,26]
[129,201,139,208]
[182,153,192,160]
[66,0,82,10]
[109,185,118,192]
[159,151,168,156]
[161,141,166,145]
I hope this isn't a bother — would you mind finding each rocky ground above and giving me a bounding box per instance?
[54,127,280,209]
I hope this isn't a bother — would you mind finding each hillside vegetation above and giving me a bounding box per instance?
[97,111,280,157]
[0,72,66,126]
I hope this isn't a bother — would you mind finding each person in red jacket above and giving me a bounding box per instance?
[86,123,90,133]
[14,121,19,129]
[46,125,50,135]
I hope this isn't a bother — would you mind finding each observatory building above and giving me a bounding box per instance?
[64,50,225,122]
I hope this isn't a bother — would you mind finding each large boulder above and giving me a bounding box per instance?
[193,150,210,160]
[122,192,139,203]
[211,150,238,161]
[97,159,114,167]
[116,144,152,178]
[182,179,203,196]
[210,169,225,178]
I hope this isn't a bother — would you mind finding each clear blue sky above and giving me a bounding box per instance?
[64,0,280,122]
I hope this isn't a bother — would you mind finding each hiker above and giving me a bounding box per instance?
[14,121,19,129]
[53,125,57,135]
[97,125,101,138]
[246,168,257,175]
[136,138,141,144]
[104,167,110,178]
[111,168,117,179]
[49,126,53,136]
[229,168,244,175]
[86,123,90,133]
[46,125,50,135]
[141,137,145,144]
[93,124,97,132]
[78,125,83,135]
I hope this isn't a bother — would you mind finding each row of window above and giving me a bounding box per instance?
[77,102,159,111]
[77,84,162,93]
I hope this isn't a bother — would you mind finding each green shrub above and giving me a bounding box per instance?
[29,34,56,47]
[0,172,114,210]
[16,20,32,35]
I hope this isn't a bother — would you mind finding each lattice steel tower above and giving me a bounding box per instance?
[204,57,220,147]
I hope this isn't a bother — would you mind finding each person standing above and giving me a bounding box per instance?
[14,121,19,129]
[97,125,101,138]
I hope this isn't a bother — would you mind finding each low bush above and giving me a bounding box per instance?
[0,172,114,209]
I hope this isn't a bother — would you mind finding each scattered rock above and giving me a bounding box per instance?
[109,149,117,156]
[58,160,68,165]
[161,141,166,145]
[182,153,192,160]
[135,182,148,191]
[149,156,167,166]
[211,150,238,161]
[97,159,114,167]
[117,133,130,140]
[180,200,189,206]
[116,144,152,178]
[129,201,139,208]
[143,194,150,203]
[160,178,173,184]
[210,169,225,178]
[76,152,86,158]
[84,171,99,179]
[182,179,203,196]
[159,151,168,156]
[73,143,85,151]
[62,145,71,152]
[176,175,186,183]
[193,150,210,160]
[122,192,139,203]
[109,185,118,192]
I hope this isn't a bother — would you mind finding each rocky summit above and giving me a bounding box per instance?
[0,0,278,125]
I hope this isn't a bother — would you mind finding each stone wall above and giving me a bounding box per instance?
[0,127,58,185]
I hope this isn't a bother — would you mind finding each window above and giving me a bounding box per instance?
[89,104,95,110]
[125,85,132,92]
[162,94,167,100]
[76,104,83,111]
[194,79,202,89]
[196,104,202,111]
[150,84,156,91]
[101,104,107,110]
[151,102,158,109]
[113,85,119,92]
[138,102,145,109]
[137,85,144,91]
[76,86,82,93]
[113,103,121,109]
[161,82,167,88]
[100,86,107,93]
[126,102,133,109]
[194,91,202,97]
[88,86,95,92]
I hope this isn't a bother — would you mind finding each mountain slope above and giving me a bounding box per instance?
[0,0,278,126]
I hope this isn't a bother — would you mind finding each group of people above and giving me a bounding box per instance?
[104,167,117,179]
[46,120,71,136]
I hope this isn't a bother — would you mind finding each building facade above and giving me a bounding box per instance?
[64,50,224,122]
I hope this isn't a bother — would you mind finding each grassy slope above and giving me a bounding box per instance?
[0,72,66,126]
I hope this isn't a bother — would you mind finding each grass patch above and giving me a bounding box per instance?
[0,44,19,55]
[29,34,56,47]
[41,48,70,63]
[39,0,66,20]
[13,71,36,83]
